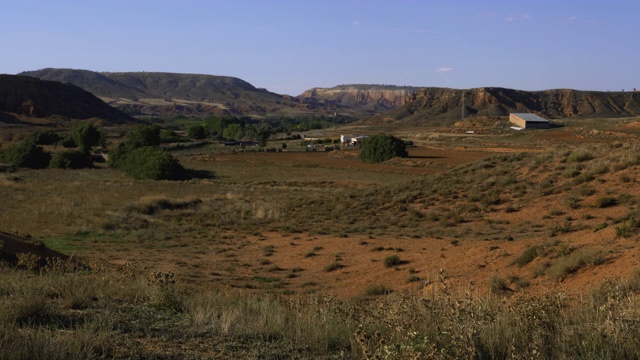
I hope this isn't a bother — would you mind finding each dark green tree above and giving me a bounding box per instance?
[187,124,208,140]
[359,134,408,163]
[117,146,184,180]
[71,121,103,153]
[126,124,161,148]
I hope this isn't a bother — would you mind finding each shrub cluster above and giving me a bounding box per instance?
[49,150,92,169]
[109,125,185,180]
[26,130,62,145]
[1,139,51,169]
[1,122,103,170]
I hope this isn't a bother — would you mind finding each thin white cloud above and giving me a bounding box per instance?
[436,67,454,73]
[384,28,443,34]
[506,13,532,22]
[353,21,361,26]
[566,16,578,22]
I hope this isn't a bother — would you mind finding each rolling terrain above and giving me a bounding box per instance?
[20,68,319,118]
[3,114,640,357]
[0,75,135,126]
[6,68,640,358]
[20,68,640,125]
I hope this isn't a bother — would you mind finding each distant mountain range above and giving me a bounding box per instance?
[0,74,135,126]
[19,68,313,118]
[9,68,640,126]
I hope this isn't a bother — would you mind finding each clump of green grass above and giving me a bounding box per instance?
[488,275,510,294]
[263,245,276,257]
[615,215,640,238]
[593,222,608,232]
[363,284,390,296]
[383,255,402,268]
[546,249,607,280]
[512,245,542,268]
[563,195,581,209]
[323,262,345,272]
[567,151,594,163]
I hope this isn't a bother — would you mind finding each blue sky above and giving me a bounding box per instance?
[1,0,638,95]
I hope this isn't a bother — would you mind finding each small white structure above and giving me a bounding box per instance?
[351,135,368,145]
[340,134,368,146]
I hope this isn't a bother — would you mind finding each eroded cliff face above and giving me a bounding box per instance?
[393,87,640,123]
[300,85,422,109]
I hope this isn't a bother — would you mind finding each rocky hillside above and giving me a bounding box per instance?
[0,75,135,125]
[299,85,422,114]
[20,68,317,118]
[368,87,640,125]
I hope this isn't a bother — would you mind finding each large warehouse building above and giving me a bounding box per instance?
[509,113,550,129]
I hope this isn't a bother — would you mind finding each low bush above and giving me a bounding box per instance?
[546,249,606,279]
[111,146,185,180]
[49,150,93,169]
[1,140,51,169]
[384,255,402,268]
[512,245,541,268]
[488,275,510,293]
[323,262,345,272]
[27,130,62,145]
[615,215,640,238]
[363,284,389,296]
[567,151,594,163]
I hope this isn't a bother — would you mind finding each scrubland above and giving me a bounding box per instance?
[3,120,640,358]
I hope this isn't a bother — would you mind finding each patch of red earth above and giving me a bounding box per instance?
[95,221,639,301]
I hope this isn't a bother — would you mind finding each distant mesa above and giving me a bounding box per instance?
[298,84,424,114]
[0,74,136,126]
[366,87,640,126]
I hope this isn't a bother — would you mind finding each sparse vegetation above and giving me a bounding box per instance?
[5,122,640,358]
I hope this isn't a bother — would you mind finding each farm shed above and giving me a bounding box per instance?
[509,113,550,129]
